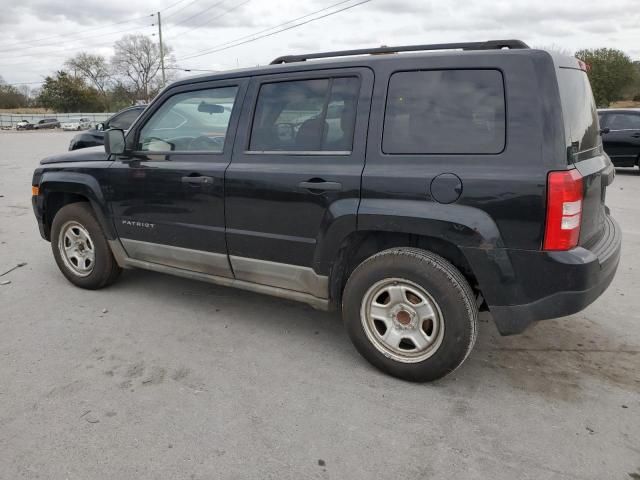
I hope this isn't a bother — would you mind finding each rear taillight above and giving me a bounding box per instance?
[543,169,583,251]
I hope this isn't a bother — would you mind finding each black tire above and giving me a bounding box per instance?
[50,202,121,289]
[342,247,477,382]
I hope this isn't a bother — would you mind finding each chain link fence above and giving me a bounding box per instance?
[0,112,114,129]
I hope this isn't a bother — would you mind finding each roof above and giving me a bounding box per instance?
[597,108,640,113]
[169,39,548,89]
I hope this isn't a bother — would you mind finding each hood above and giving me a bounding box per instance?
[40,146,108,165]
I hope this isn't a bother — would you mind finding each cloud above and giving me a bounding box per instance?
[0,0,638,85]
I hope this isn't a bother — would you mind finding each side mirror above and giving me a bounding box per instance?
[600,127,610,135]
[96,123,105,131]
[104,129,126,155]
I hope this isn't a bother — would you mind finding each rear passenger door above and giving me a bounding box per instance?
[225,68,373,296]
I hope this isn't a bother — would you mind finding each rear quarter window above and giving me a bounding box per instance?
[382,69,506,155]
[557,67,599,155]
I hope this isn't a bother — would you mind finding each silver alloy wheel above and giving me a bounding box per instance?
[360,278,445,363]
[58,221,95,277]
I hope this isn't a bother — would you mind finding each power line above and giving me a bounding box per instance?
[160,0,194,13]
[165,0,252,40]
[1,80,44,86]
[179,0,355,57]
[0,0,190,53]
[178,0,371,62]
[0,22,154,60]
[169,0,231,28]
[162,0,201,20]
[0,24,154,66]
[0,15,150,52]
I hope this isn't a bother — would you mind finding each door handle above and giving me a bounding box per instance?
[181,175,214,185]
[298,180,343,192]
[631,133,640,138]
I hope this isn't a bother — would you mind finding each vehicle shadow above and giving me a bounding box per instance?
[109,268,640,399]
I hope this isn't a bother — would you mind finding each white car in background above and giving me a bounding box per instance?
[61,117,92,131]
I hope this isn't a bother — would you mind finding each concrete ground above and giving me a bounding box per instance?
[0,130,638,480]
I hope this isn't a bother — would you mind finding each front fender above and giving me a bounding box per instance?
[38,170,115,239]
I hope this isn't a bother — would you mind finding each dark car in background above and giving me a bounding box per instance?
[33,118,60,129]
[598,108,640,171]
[68,105,146,151]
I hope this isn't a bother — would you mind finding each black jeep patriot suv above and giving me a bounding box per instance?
[31,40,621,382]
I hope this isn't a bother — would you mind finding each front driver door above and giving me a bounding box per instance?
[108,79,247,277]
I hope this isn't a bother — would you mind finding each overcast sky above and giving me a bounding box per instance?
[0,0,638,87]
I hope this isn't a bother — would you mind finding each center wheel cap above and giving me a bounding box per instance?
[396,309,412,326]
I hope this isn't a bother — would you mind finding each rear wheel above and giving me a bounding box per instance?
[51,202,121,289]
[342,247,477,382]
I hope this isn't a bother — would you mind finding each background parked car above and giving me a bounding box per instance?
[599,108,640,170]
[61,117,92,131]
[68,105,146,150]
[33,118,60,130]
[15,119,34,130]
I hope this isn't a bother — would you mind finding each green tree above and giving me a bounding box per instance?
[575,48,636,107]
[37,71,103,112]
[0,76,30,109]
[65,53,112,110]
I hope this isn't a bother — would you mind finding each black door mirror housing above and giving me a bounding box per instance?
[96,122,105,131]
[104,129,126,155]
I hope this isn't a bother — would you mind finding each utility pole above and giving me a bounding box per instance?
[157,11,166,86]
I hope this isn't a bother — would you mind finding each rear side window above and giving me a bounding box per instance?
[249,77,360,152]
[557,68,599,155]
[383,69,506,154]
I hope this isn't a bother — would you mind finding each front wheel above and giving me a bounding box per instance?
[50,202,121,289]
[342,247,478,382]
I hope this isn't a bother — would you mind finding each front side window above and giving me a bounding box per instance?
[138,86,238,152]
[383,69,506,154]
[249,77,360,152]
[607,113,640,130]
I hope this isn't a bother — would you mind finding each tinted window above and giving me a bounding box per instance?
[138,86,238,153]
[250,77,359,152]
[383,70,505,154]
[557,68,599,154]
[607,113,640,130]
[109,109,142,130]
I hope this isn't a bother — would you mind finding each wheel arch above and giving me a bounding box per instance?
[39,172,114,241]
[328,230,480,311]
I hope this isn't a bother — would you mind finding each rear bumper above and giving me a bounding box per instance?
[464,215,621,335]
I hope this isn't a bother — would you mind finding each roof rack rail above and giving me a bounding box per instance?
[270,39,529,65]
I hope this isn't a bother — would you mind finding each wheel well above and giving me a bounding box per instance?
[42,191,89,240]
[329,231,479,310]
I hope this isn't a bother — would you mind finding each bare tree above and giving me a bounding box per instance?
[111,34,176,102]
[65,53,111,108]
